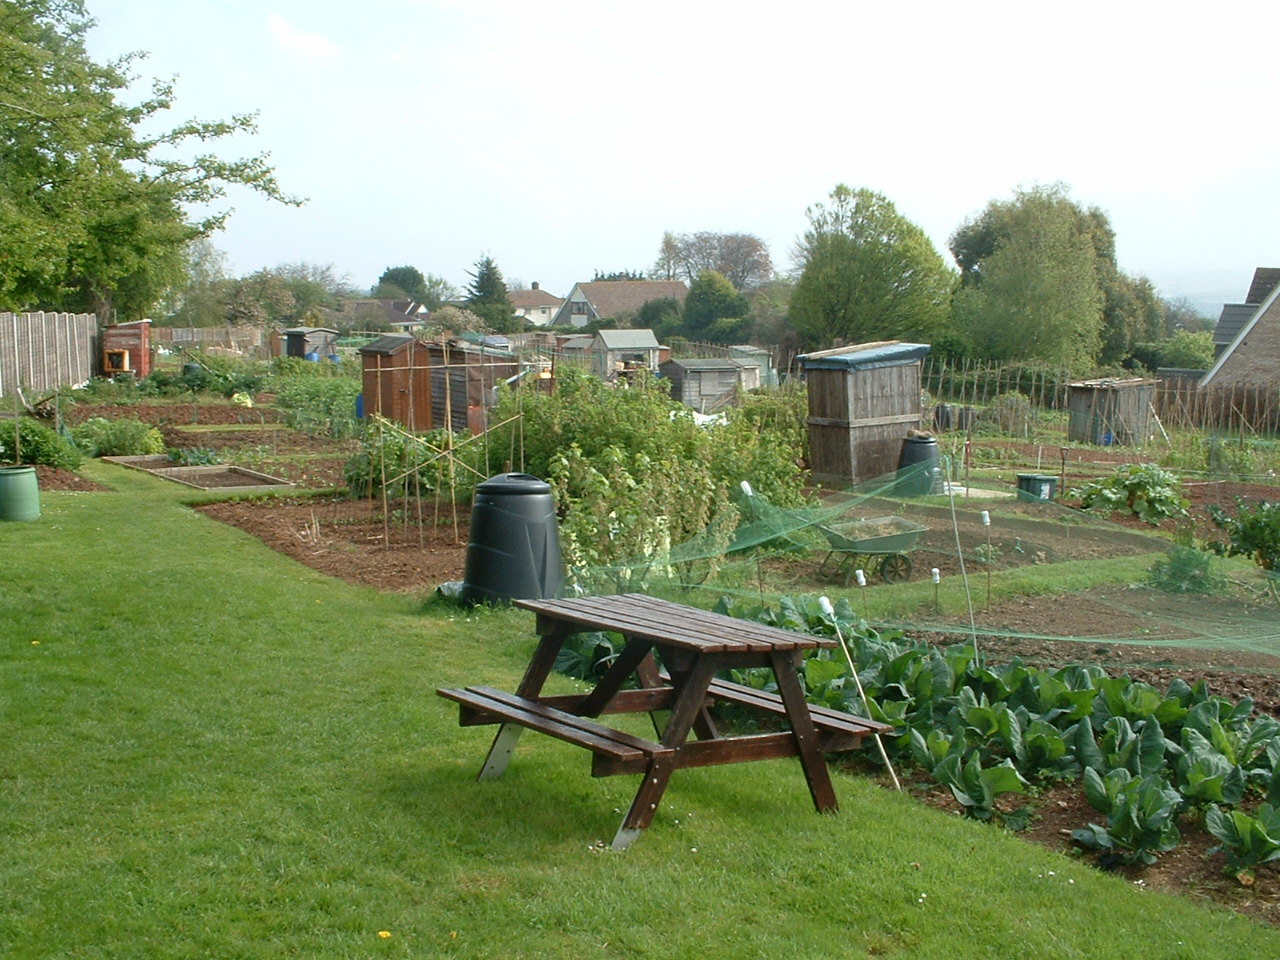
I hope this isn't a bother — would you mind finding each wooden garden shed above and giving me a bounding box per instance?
[660,357,760,413]
[1066,378,1157,446]
[283,327,338,359]
[425,340,519,434]
[358,334,433,430]
[101,319,151,378]
[797,341,930,486]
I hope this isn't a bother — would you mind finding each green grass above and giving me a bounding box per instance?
[2,462,1279,958]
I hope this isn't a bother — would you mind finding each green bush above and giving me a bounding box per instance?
[1209,497,1280,573]
[0,418,83,469]
[72,417,165,457]
[1072,463,1189,525]
[274,375,361,437]
[343,420,458,498]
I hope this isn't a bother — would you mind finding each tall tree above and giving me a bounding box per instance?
[464,255,516,332]
[375,265,428,302]
[950,185,1105,368]
[0,0,299,318]
[790,185,954,350]
[683,270,750,342]
[651,231,773,291]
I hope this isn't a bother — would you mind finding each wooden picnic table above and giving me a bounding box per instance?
[437,593,891,849]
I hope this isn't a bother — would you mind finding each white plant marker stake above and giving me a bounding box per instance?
[820,596,901,791]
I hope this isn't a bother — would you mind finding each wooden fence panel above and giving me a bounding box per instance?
[0,312,97,398]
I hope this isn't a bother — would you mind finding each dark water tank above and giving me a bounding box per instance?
[896,435,942,496]
[461,473,563,605]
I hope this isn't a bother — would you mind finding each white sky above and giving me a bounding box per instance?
[85,0,1280,314]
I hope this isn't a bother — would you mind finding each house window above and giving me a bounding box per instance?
[570,301,589,315]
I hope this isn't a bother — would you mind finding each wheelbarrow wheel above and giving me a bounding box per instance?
[879,553,912,584]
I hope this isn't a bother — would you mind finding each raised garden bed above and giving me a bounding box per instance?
[102,455,295,492]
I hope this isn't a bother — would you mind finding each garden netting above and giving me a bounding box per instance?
[559,457,1280,672]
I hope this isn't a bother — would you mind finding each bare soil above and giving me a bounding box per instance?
[42,405,1280,926]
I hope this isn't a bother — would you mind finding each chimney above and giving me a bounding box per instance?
[532,281,540,290]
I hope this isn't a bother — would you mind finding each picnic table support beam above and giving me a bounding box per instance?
[612,655,719,850]
[770,649,839,813]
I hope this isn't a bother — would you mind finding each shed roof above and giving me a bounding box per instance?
[596,328,660,350]
[663,358,745,372]
[358,334,416,355]
[284,326,339,336]
[797,340,930,371]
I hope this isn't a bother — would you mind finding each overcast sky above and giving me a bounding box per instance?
[86,0,1280,315]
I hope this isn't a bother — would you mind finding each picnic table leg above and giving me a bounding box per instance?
[477,722,524,780]
[611,656,719,850]
[770,649,839,813]
[476,631,565,781]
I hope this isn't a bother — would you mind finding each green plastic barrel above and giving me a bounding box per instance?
[461,473,563,605]
[0,466,40,522]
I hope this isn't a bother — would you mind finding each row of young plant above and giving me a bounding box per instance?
[708,594,1280,883]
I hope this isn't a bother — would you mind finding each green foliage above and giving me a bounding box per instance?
[1072,463,1189,525]
[464,255,516,332]
[342,420,460,498]
[791,185,954,349]
[950,183,1106,369]
[1205,803,1280,884]
[166,446,222,466]
[0,0,298,318]
[273,376,361,437]
[931,753,1029,827]
[480,371,808,591]
[1073,769,1182,866]
[683,270,749,342]
[376,265,428,302]
[1130,330,1214,372]
[0,418,82,469]
[71,417,165,457]
[1146,544,1227,594]
[711,593,1280,873]
[974,392,1033,436]
[1209,497,1280,572]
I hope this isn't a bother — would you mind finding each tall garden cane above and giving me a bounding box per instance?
[819,596,901,791]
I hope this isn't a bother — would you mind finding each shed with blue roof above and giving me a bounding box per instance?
[797,341,931,486]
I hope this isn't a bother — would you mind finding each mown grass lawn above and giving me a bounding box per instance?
[2,461,1278,959]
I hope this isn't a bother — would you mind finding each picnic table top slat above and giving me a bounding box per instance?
[515,594,835,653]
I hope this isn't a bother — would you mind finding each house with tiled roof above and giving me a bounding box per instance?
[550,280,688,328]
[1201,267,1280,386]
[509,283,564,327]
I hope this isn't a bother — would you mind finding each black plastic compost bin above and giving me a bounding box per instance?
[1015,473,1058,502]
[460,473,563,605]
[896,435,942,496]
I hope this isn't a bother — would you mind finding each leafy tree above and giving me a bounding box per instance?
[1130,330,1214,372]
[0,0,299,318]
[1100,272,1163,365]
[376,265,428,302]
[950,184,1105,369]
[225,270,296,326]
[592,269,647,282]
[419,274,460,310]
[683,270,749,343]
[464,255,517,332]
[1161,296,1213,335]
[651,231,773,291]
[790,185,954,349]
[636,296,683,341]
